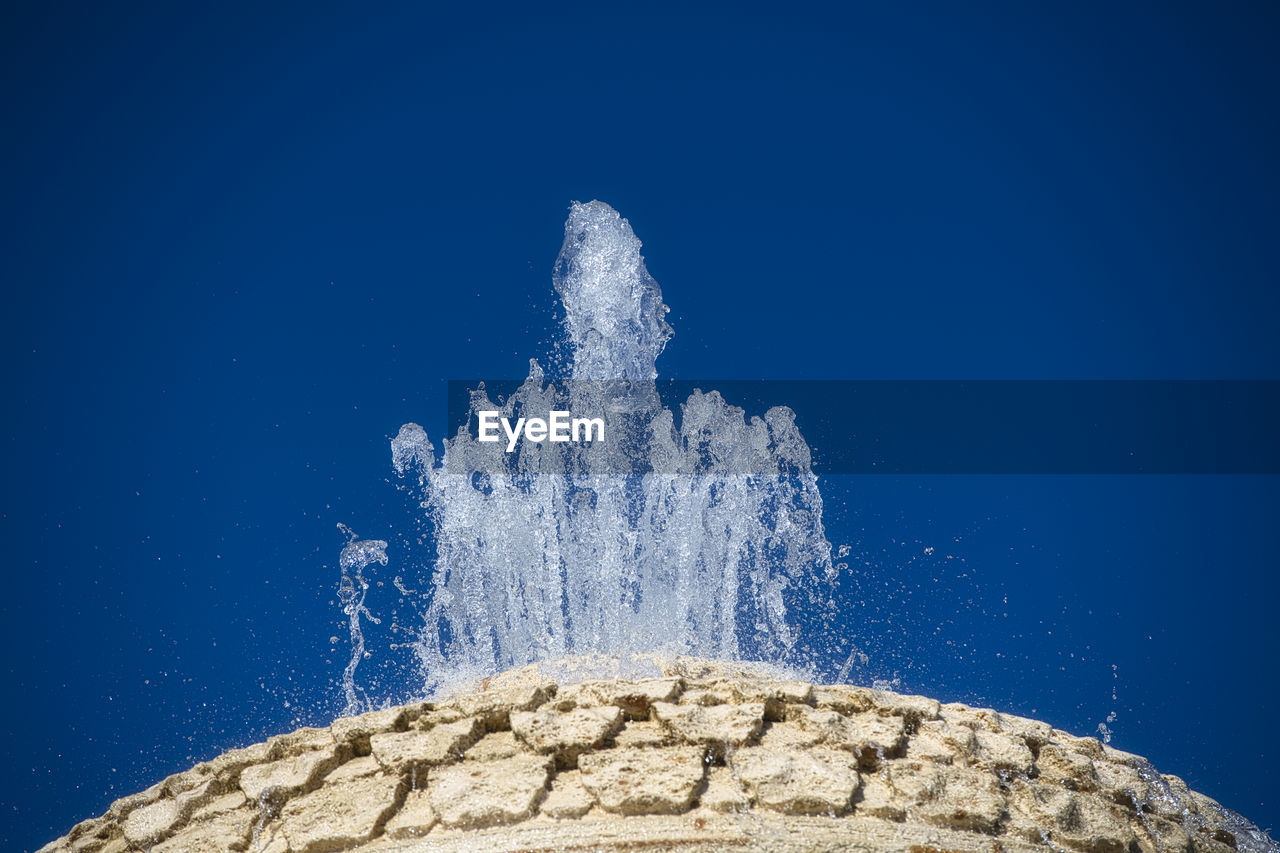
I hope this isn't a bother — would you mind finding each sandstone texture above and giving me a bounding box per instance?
[38,658,1277,853]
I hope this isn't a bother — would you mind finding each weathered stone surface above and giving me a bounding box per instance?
[555,677,684,718]
[447,682,554,731]
[652,700,765,748]
[678,685,734,706]
[280,772,401,852]
[743,679,815,707]
[699,766,750,813]
[1006,778,1137,853]
[790,705,906,760]
[430,753,553,828]
[239,747,340,801]
[880,759,944,804]
[194,742,271,783]
[1038,742,1101,791]
[855,773,906,821]
[974,727,1035,773]
[1095,756,1154,808]
[869,690,941,723]
[106,783,163,823]
[732,746,860,816]
[464,730,522,761]
[324,755,382,783]
[758,720,822,750]
[191,790,247,821]
[152,807,254,853]
[813,684,878,714]
[63,813,116,847]
[160,768,209,798]
[121,775,222,845]
[254,824,290,853]
[911,718,980,764]
[704,677,814,720]
[329,706,408,746]
[511,705,622,766]
[369,717,482,771]
[1004,712,1055,746]
[539,769,595,818]
[266,727,334,758]
[383,788,436,839]
[611,720,671,748]
[914,765,1006,834]
[578,745,706,815]
[121,798,182,846]
[416,705,466,727]
[38,659,1279,853]
[1158,773,1201,819]
[877,756,1005,834]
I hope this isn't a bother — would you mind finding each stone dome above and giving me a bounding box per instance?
[39,657,1276,853]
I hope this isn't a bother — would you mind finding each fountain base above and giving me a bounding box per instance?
[43,658,1273,853]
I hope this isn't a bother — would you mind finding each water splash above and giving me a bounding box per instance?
[553,200,673,382]
[366,201,839,698]
[1097,662,1119,744]
[336,523,388,715]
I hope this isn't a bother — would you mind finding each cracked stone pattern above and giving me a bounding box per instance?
[280,772,402,852]
[36,658,1278,853]
[578,745,705,815]
[731,746,861,816]
[429,753,553,829]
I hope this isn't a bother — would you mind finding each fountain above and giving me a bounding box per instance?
[36,203,1278,853]
[340,200,842,705]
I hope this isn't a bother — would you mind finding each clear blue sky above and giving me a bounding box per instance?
[2,2,1278,849]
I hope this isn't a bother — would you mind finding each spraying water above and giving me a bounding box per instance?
[336,523,388,715]
[346,201,843,701]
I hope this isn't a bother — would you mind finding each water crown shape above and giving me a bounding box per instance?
[344,201,842,707]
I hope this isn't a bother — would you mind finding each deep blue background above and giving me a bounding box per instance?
[3,2,1278,849]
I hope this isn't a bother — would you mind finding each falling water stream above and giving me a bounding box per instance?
[339,201,843,707]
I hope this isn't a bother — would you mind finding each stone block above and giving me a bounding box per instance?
[239,747,341,802]
[539,769,595,818]
[429,753,553,829]
[1006,778,1138,853]
[1038,743,1100,792]
[280,772,402,852]
[975,729,1035,774]
[152,807,255,853]
[511,705,623,767]
[611,721,671,749]
[383,788,437,839]
[855,773,906,821]
[698,766,750,813]
[915,766,1006,834]
[556,678,684,719]
[370,717,482,771]
[732,747,860,816]
[652,701,764,750]
[791,706,906,761]
[578,745,705,815]
[465,730,522,762]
